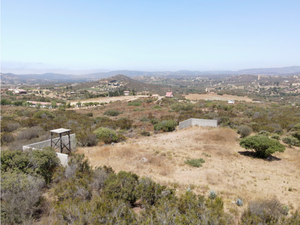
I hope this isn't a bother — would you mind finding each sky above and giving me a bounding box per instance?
[1,0,300,74]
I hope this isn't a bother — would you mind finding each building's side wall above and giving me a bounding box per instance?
[191,118,217,127]
[179,119,192,129]
[179,118,217,130]
[22,134,76,167]
[22,134,76,152]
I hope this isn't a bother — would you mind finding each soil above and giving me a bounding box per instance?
[77,126,300,214]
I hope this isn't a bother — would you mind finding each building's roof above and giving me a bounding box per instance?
[50,128,71,134]
[124,91,130,93]
[165,92,173,97]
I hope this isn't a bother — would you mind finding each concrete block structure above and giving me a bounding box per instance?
[22,133,76,167]
[179,118,217,130]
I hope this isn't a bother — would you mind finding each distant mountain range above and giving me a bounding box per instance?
[1,66,300,86]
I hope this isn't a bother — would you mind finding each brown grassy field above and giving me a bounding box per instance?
[77,126,300,215]
[185,93,253,102]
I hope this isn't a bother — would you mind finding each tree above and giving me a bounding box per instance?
[51,101,57,108]
[240,135,285,158]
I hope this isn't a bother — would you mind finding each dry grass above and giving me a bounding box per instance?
[78,126,300,211]
[185,93,252,102]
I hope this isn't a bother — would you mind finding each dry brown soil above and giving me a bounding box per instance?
[185,93,253,102]
[77,127,300,214]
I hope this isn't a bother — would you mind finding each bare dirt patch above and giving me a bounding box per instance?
[185,93,253,102]
[77,126,300,212]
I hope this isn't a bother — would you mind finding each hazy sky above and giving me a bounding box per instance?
[1,0,300,73]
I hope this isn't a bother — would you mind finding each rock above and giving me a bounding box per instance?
[141,157,148,163]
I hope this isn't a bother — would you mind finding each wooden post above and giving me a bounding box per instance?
[68,131,71,153]
[51,132,53,148]
[60,133,62,153]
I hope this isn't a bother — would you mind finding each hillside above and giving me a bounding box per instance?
[78,126,300,211]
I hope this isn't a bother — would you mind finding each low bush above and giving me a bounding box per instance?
[152,105,161,109]
[237,125,253,138]
[1,122,20,132]
[104,109,122,117]
[16,126,44,141]
[257,130,270,136]
[271,134,280,140]
[1,172,45,224]
[33,110,55,119]
[1,132,15,144]
[141,131,150,136]
[1,148,60,184]
[93,127,118,143]
[127,100,142,106]
[184,158,205,167]
[116,117,133,130]
[171,103,194,112]
[282,136,300,147]
[241,198,287,224]
[154,120,177,132]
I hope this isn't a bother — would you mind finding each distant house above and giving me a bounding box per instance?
[14,89,27,94]
[124,91,130,96]
[151,94,159,98]
[228,100,235,104]
[165,92,173,98]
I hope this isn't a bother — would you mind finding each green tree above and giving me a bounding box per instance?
[51,101,57,108]
[240,135,285,158]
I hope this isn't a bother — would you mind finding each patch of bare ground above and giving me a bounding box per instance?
[185,93,253,102]
[77,126,300,214]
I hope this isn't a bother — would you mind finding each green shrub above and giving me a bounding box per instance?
[292,123,300,131]
[140,116,150,122]
[257,130,270,137]
[1,132,15,144]
[141,131,150,136]
[152,105,161,109]
[271,134,280,140]
[240,135,285,158]
[103,171,139,205]
[241,198,287,223]
[237,125,253,138]
[218,116,231,126]
[33,110,55,119]
[1,172,45,224]
[116,117,133,130]
[1,148,60,184]
[93,127,118,143]
[291,132,300,141]
[282,136,300,147]
[127,100,142,106]
[184,158,205,167]
[117,133,127,142]
[104,109,122,117]
[154,120,177,132]
[209,190,217,199]
[171,103,194,112]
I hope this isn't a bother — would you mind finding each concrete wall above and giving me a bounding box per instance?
[179,119,192,130]
[179,118,217,130]
[22,134,76,167]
